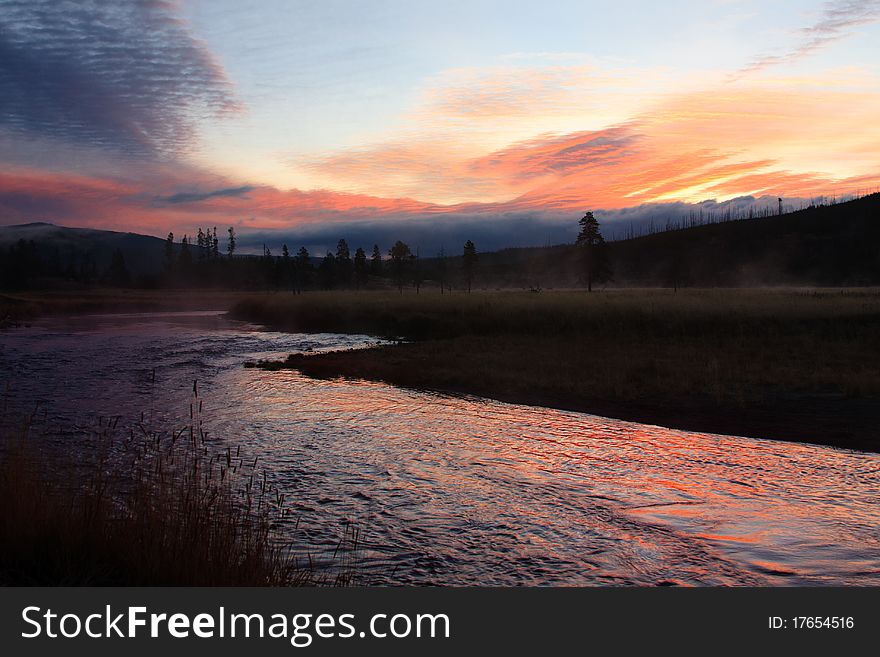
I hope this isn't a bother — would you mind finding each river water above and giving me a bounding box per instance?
[1,311,878,586]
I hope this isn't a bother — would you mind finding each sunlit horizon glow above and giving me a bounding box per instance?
[1,0,879,241]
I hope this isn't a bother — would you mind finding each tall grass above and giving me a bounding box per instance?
[231,287,880,347]
[1,288,250,327]
[239,288,880,449]
[0,389,355,586]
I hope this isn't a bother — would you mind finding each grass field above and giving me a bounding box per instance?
[0,288,250,327]
[235,288,880,451]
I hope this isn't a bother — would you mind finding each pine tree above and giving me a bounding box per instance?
[197,227,206,260]
[353,247,368,289]
[227,227,236,257]
[411,247,422,294]
[294,247,311,293]
[576,211,612,292]
[437,246,448,294]
[318,252,336,289]
[462,240,477,293]
[164,232,175,269]
[389,241,411,293]
[370,244,382,276]
[179,235,192,267]
[336,239,352,288]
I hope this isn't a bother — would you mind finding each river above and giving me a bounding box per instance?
[2,311,878,585]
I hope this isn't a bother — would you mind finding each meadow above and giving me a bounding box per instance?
[0,288,249,327]
[235,288,880,451]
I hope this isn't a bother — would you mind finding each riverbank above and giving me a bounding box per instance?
[237,289,880,452]
[0,288,250,328]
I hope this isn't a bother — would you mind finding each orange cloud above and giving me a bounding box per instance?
[4,67,880,237]
[298,70,880,211]
[0,166,439,235]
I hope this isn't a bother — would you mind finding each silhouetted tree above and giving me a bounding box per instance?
[197,227,207,260]
[576,211,612,292]
[411,248,422,294]
[336,239,352,288]
[353,247,368,289]
[261,244,276,289]
[370,244,383,277]
[227,227,236,257]
[462,240,477,292]
[212,227,219,258]
[437,246,449,294]
[294,246,311,293]
[281,244,292,292]
[179,235,192,268]
[318,251,337,289]
[2,239,40,289]
[164,232,175,269]
[389,240,412,293]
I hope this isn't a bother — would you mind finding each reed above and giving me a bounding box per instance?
[0,388,356,586]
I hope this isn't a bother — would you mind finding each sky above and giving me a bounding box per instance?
[1,0,879,252]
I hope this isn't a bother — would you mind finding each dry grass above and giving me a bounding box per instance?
[1,288,250,327]
[241,288,880,450]
[237,287,880,398]
[0,389,356,586]
[232,287,880,335]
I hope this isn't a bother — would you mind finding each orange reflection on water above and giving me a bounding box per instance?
[4,314,879,585]
[236,372,880,585]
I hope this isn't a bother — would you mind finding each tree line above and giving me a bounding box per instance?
[132,227,482,294]
[1,212,609,292]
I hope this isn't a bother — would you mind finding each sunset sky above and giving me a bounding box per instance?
[1,0,879,251]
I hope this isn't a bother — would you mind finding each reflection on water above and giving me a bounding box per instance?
[2,311,879,585]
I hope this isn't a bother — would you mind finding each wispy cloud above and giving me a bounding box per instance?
[735,0,880,76]
[154,186,255,205]
[0,0,241,156]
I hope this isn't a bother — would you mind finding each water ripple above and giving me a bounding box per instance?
[2,311,879,585]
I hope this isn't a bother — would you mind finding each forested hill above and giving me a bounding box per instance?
[466,193,880,288]
[0,222,169,283]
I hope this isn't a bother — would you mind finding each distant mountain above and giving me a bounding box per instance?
[0,222,170,278]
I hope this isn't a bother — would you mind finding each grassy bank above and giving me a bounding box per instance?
[0,288,251,327]
[0,406,343,585]
[235,289,880,452]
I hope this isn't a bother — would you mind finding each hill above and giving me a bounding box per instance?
[460,193,880,288]
[0,222,170,285]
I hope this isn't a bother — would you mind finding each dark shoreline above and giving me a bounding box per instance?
[256,345,880,454]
